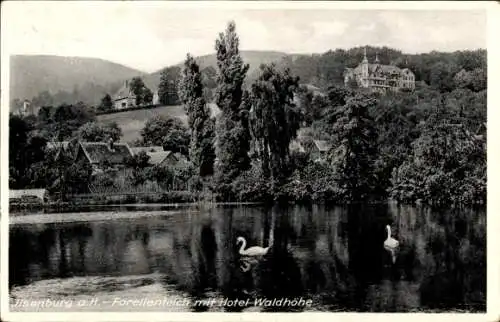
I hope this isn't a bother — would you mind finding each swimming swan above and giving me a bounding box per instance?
[384,225,399,264]
[236,236,269,256]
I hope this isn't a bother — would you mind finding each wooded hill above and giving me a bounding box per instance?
[10,47,486,111]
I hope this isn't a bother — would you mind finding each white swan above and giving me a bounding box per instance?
[384,225,399,264]
[236,236,269,256]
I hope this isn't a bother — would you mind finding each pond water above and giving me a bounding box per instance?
[9,204,486,312]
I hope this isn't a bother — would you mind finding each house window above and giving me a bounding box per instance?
[122,102,126,108]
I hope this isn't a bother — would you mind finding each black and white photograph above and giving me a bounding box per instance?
[1,1,497,320]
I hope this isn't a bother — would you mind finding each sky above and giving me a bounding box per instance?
[2,1,488,73]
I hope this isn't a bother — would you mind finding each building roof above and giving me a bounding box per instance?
[147,151,173,165]
[313,140,332,152]
[113,81,135,101]
[369,64,402,75]
[79,142,133,165]
[131,146,164,155]
[10,189,47,200]
[207,103,221,118]
[302,83,326,97]
[346,61,413,78]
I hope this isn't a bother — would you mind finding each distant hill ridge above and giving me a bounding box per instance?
[9,51,290,109]
[10,55,145,109]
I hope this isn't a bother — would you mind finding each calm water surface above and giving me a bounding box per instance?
[9,204,486,312]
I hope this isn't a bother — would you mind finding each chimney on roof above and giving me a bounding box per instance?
[107,137,115,152]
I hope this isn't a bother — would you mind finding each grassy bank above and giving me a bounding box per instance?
[96,104,187,143]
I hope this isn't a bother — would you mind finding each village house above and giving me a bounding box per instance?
[310,140,332,162]
[113,80,160,110]
[74,139,133,174]
[289,140,306,154]
[46,141,74,163]
[131,146,191,168]
[344,48,415,93]
[153,91,160,105]
[301,84,326,97]
[113,80,137,110]
[22,99,33,115]
[15,99,36,116]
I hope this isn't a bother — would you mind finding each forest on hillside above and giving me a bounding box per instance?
[11,46,486,111]
[9,22,486,207]
[276,46,486,92]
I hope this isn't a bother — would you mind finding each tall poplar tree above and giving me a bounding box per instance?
[213,21,251,197]
[179,54,215,177]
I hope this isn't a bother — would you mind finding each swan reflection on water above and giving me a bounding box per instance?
[239,256,260,272]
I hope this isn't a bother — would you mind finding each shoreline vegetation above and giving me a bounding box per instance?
[9,22,486,210]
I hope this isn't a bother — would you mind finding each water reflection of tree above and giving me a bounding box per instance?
[384,204,486,311]
[250,205,354,311]
[255,205,303,312]
[346,204,388,310]
[216,207,252,311]
[185,215,218,312]
[10,225,57,287]
[416,206,486,311]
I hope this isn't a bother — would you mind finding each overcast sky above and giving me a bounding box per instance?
[2,2,488,73]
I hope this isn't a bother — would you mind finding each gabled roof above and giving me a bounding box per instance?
[79,142,133,165]
[131,146,164,155]
[346,62,411,77]
[113,82,135,101]
[302,83,326,97]
[147,151,173,165]
[313,140,332,152]
[369,64,402,75]
[10,189,47,200]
